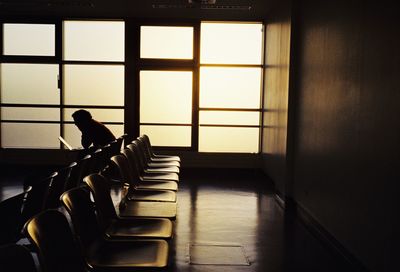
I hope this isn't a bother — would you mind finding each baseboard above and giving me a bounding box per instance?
[274,195,369,272]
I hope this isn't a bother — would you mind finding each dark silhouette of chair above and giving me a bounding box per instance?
[0,244,38,272]
[141,134,181,163]
[60,186,170,270]
[110,154,177,202]
[24,209,88,272]
[84,173,177,219]
[79,154,95,180]
[126,145,179,183]
[120,149,178,191]
[136,136,181,168]
[0,191,28,245]
[129,140,179,174]
[22,172,57,222]
[64,161,81,191]
[61,184,172,239]
[45,165,74,209]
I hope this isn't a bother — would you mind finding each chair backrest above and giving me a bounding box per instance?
[0,191,28,244]
[60,186,102,248]
[141,134,155,156]
[64,161,80,191]
[22,172,57,222]
[0,244,38,272]
[83,174,118,228]
[79,154,94,179]
[24,209,87,272]
[110,136,123,156]
[129,140,148,169]
[110,154,137,188]
[45,166,73,209]
[137,135,154,162]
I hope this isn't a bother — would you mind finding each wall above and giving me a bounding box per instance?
[262,1,292,196]
[290,0,399,271]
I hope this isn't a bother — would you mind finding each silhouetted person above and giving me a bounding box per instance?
[72,109,116,150]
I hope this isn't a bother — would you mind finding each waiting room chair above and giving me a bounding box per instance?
[141,134,181,163]
[120,149,178,191]
[129,141,179,174]
[131,138,180,174]
[0,244,38,272]
[61,184,172,239]
[24,209,89,272]
[84,173,177,219]
[110,154,177,202]
[0,191,28,245]
[60,186,170,271]
[136,136,180,168]
[126,145,179,183]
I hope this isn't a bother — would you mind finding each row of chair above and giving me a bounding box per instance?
[0,135,127,247]
[1,134,181,271]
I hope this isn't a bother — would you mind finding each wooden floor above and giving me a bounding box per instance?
[0,165,353,271]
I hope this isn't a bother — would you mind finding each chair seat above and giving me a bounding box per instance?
[127,189,177,202]
[136,180,178,191]
[142,172,179,183]
[106,218,172,239]
[145,165,180,174]
[87,239,169,271]
[152,155,180,162]
[148,160,180,168]
[117,201,177,219]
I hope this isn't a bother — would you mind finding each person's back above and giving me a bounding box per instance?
[72,109,116,149]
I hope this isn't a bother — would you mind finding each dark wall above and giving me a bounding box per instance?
[290,0,399,271]
[262,1,292,195]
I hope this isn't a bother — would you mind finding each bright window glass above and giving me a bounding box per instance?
[0,63,59,104]
[140,71,192,124]
[63,65,124,106]
[64,108,123,123]
[1,107,60,121]
[200,111,260,126]
[140,26,193,59]
[200,67,262,109]
[3,23,55,56]
[200,22,263,64]
[1,123,60,148]
[63,21,124,61]
[199,127,259,153]
[64,124,124,149]
[140,126,191,147]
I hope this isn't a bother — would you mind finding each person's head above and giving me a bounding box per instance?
[72,109,92,130]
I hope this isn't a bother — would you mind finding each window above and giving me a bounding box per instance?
[1,23,59,148]
[139,25,194,147]
[198,22,263,153]
[3,23,55,56]
[62,20,125,146]
[0,21,125,149]
[1,20,263,153]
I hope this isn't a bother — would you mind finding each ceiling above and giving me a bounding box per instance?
[0,0,279,20]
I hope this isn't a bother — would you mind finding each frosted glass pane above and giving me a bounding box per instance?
[140,126,191,147]
[200,23,263,64]
[200,67,262,108]
[200,111,260,126]
[63,65,124,106]
[3,24,55,56]
[64,108,123,123]
[199,127,259,153]
[1,107,60,121]
[140,71,192,124]
[1,63,59,104]
[141,26,193,59]
[64,124,124,148]
[1,123,60,148]
[63,21,124,61]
